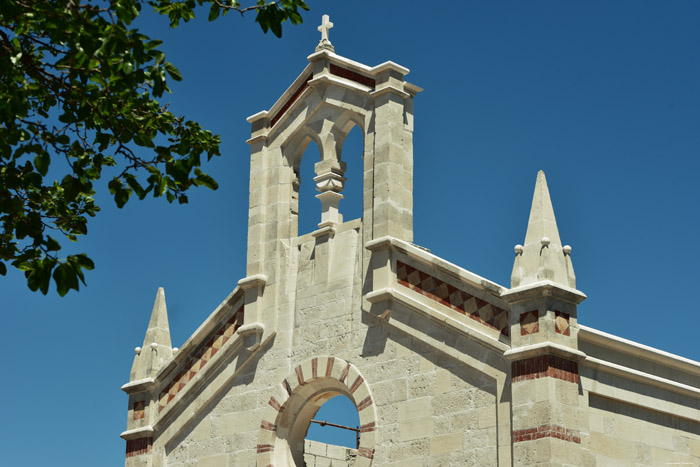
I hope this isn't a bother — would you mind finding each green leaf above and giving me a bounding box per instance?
[46,236,61,252]
[53,263,81,297]
[164,62,182,81]
[109,178,132,208]
[134,133,155,148]
[34,152,50,176]
[193,168,218,190]
[125,175,147,198]
[208,3,220,21]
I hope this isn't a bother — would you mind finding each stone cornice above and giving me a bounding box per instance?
[579,325,700,377]
[120,425,154,440]
[366,236,506,298]
[121,377,156,395]
[504,341,587,362]
[366,287,510,354]
[583,355,700,399]
[247,51,422,144]
[501,280,587,305]
[237,274,268,290]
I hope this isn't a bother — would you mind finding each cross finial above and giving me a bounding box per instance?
[315,14,335,52]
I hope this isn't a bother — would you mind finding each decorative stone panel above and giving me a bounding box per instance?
[520,310,539,336]
[132,400,145,420]
[125,437,152,458]
[271,74,312,127]
[330,64,376,88]
[158,306,244,413]
[554,310,570,336]
[396,261,509,336]
[511,355,579,384]
[513,425,581,444]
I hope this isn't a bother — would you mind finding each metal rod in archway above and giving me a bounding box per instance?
[309,419,361,448]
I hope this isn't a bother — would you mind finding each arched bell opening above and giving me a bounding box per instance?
[295,137,323,236]
[331,122,364,226]
[278,103,367,239]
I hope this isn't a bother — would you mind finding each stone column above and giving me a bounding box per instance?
[245,112,270,278]
[369,63,414,243]
[502,283,592,466]
[314,158,347,228]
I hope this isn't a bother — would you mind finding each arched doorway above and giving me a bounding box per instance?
[256,357,377,466]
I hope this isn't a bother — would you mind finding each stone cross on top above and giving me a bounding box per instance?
[315,14,335,52]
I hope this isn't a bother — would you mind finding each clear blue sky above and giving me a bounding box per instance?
[3,1,699,464]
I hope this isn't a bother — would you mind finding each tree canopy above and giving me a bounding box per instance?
[0,0,308,296]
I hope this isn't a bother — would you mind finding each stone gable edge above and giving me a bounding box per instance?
[123,287,244,400]
[578,325,700,422]
[246,50,420,145]
[365,235,512,352]
[365,236,507,300]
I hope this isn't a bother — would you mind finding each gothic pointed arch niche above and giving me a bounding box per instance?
[332,118,364,226]
[280,103,367,236]
[256,357,377,466]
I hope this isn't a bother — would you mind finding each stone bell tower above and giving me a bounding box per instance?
[241,15,422,352]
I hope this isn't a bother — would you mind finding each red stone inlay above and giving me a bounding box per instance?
[555,311,570,336]
[349,376,364,394]
[133,400,145,420]
[512,355,579,384]
[260,420,276,431]
[329,64,376,88]
[396,261,510,336]
[513,424,581,444]
[520,310,539,336]
[360,422,376,433]
[158,306,244,413]
[125,437,152,458]
[358,447,375,459]
[257,444,275,453]
[283,379,293,396]
[325,357,335,378]
[340,363,350,383]
[270,74,313,127]
[268,396,282,412]
[311,358,318,379]
[357,396,373,411]
[295,365,305,386]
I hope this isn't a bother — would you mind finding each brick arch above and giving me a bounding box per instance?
[256,356,377,466]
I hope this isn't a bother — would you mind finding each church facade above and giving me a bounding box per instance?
[121,17,700,466]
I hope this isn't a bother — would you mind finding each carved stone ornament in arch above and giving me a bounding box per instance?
[256,357,378,466]
[280,103,367,171]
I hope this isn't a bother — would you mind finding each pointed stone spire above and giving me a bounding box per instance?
[511,171,576,289]
[130,287,173,381]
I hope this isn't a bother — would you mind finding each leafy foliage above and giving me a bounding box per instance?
[0,0,308,295]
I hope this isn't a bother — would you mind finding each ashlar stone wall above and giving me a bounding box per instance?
[303,440,357,467]
[162,215,505,466]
